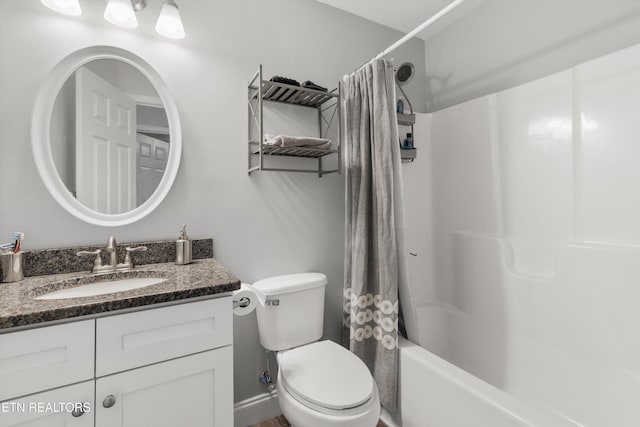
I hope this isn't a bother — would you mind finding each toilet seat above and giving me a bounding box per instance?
[278,340,375,416]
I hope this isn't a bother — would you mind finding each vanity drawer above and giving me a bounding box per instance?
[96,297,232,376]
[0,380,94,427]
[0,320,95,401]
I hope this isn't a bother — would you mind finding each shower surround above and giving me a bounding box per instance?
[396,40,640,426]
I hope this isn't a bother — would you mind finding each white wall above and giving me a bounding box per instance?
[0,0,425,403]
[411,40,640,426]
[424,0,640,112]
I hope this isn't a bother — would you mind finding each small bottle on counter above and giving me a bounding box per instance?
[176,225,192,265]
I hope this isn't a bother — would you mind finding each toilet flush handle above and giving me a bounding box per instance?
[265,298,280,306]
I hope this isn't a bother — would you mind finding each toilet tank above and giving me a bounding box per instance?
[252,273,327,351]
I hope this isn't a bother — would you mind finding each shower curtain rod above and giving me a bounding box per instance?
[371,0,466,62]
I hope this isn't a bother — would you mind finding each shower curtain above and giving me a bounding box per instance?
[342,58,409,411]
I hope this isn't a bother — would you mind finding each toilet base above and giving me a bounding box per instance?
[277,373,380,427]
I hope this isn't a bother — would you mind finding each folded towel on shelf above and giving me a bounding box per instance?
[270,76,300,86]
[301,81,328,92]
[263,134,333,150]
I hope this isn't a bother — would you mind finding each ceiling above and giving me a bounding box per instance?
[314,0,486,40]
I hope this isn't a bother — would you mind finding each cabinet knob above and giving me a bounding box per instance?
[71,407,85,417]
[102,395,116,408]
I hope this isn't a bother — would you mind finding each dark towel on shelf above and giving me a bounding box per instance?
[267,76,301,102]
[270,76,300,86]
[302,80,327,92]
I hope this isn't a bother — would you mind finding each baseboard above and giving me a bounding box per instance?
[234,391,281,427]
[235,391,398,427]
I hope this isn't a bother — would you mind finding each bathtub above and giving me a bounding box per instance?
[386,299,595,427]
[392,335,575,427]
[388,221,640,427]
[389,299,640,427]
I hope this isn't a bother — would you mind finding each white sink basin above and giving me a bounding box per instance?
[35,277,167,300]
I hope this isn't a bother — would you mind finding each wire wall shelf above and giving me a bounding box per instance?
[250,142,339,159]
[247,65,342,177]
[254,81,337,108]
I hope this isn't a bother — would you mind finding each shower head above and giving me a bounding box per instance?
[395,62,415,115]
[395,62,415,86]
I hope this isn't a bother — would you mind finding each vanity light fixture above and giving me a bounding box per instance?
[104,0,139,28]
[42,0,185,40]
[155,0,186,39]
[40,0,82,16]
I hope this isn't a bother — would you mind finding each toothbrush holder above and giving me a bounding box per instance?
[1,252,25,283]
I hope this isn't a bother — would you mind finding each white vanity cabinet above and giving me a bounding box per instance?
[0,297,233,427]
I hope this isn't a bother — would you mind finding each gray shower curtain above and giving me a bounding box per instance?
[343,58,408,411]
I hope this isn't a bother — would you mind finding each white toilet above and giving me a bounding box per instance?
[251,273,381,427]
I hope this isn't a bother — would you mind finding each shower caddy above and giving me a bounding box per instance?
[247,65,341,177]
[398,112,417,162]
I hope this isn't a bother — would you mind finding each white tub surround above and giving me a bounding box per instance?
[399,39,640,427]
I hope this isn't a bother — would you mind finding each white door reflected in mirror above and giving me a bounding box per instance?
[32,46,182,226]
[76,65,137,213]
[136,133,169,207]
[51,60,169,214]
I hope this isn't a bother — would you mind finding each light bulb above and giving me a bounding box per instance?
[155,1,185,40]
[40,0,82,16]
[104,0,138,29]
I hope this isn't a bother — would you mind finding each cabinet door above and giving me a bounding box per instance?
[0,320,95,401]
[95,346,233,427]
[0,381,94,427]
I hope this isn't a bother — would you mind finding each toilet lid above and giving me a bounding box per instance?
[279,340,374,410]
[252,273,327,296]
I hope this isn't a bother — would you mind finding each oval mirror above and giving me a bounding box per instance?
[32,46,182,227]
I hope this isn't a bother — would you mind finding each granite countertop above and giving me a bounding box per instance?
[0,258,240,330]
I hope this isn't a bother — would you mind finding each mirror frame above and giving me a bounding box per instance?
[31,46,182,227]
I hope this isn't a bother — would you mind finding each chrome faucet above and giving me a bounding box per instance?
[106,236,118,270]
[77,236,147,274]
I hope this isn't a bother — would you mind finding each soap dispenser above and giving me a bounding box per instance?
[176,225,192,265]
